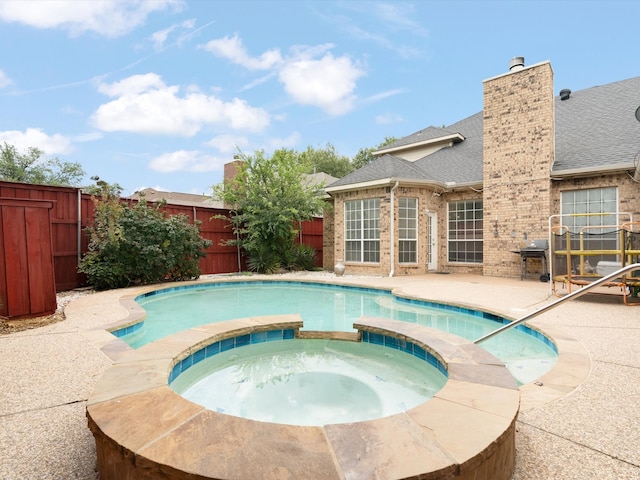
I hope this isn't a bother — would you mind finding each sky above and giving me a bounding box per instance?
[1,0,640,197]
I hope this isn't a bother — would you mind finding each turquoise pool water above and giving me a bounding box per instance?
[171,339,448,426]
[121,281,557,384]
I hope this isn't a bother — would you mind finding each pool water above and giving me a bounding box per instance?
[125,281,557,384]
[170,339,448,426]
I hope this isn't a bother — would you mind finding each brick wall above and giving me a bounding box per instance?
[482,61,555,277]
[322,199,335,271]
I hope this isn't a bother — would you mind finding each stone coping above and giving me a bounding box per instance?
[87,315,520,480]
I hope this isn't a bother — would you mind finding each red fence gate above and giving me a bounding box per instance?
[0,198,57,319]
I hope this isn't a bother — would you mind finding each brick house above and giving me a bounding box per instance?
[324,58,640,278]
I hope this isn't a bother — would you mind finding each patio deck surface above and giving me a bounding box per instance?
[0,271,638,479]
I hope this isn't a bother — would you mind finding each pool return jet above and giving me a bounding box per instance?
[474,263,640,344]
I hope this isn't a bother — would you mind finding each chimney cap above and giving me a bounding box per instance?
[509,56,525,71]
[559,89,571,100]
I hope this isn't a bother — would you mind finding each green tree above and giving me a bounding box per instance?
[299,142,354,178]
[0,142,85,186]
[351,136,398,170]
[79,185,211,290]
[82,176,124,197]
[212,148,326,273]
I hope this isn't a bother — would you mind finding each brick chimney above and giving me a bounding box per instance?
[482,58,555,277]
[222,156,245,209]
[223,156,244,183]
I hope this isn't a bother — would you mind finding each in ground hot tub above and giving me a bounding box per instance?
[87,315,520,480]
[170,337,448,426]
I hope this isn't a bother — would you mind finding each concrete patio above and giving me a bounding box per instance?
[1,272,638,479]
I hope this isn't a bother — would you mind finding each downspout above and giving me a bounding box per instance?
[77,189,82,267]
[234,210,242,272]
[389,181,399,277]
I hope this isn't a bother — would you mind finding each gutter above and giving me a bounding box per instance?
[551,163,634,180]
[325,178,479,195]
[389,181,399,277]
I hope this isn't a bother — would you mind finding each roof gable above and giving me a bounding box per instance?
[375,126,464,157]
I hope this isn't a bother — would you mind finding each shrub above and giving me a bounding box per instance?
[246,243,281,274]
[284,244,317,271]
[79,195,211,290]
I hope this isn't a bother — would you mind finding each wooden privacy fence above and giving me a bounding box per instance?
[0,181,323,319]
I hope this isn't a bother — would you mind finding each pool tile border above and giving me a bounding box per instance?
[113,279,557,355]
[168,328,297,383]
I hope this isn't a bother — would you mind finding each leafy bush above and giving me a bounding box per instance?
[212,148,326,273]
[246,243,281,274]
[286,244,317,271]
[79,194,211,290]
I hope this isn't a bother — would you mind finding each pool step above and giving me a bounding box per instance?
[298,330,360,342]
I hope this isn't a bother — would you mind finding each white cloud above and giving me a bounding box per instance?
[0,0,182,37]
[91,73,271,136]
[148,150,227,173]
[0,70,12,88]
[200,34,365,116]
[150,18,195,50]
[150,26,174,50]
[0,128,72,155]
[363,88,406,104]
[375,113,405,125]
[279,52,364,115]
[370,2,428,37]
[205,134,249,154]
[72,132,103,142]
[97,73,166,97]
[199,34,282,70]
[266,132,301,151]
[314,2,427,60]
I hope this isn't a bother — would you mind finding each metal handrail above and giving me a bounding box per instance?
[474,263,640,344]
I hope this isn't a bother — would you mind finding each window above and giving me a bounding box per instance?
[345,198,380,263]
[448,200,483,263]
[561,187,617,233]
[399,197,418,263]
[561,187,618,261]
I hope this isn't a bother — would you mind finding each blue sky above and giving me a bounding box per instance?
[1,0,639,196]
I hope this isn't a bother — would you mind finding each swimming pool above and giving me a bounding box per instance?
[116,280,557,384]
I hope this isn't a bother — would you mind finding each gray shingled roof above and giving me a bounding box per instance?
[328,154,435,187]
[328,74,640,190]
[413,112,484,184]
[554,75,640,172]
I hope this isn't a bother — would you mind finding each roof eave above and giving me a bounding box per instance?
[374,133,465,156]
[325,177,482,195]
[551,163,635,180]
[325,178,395,194]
